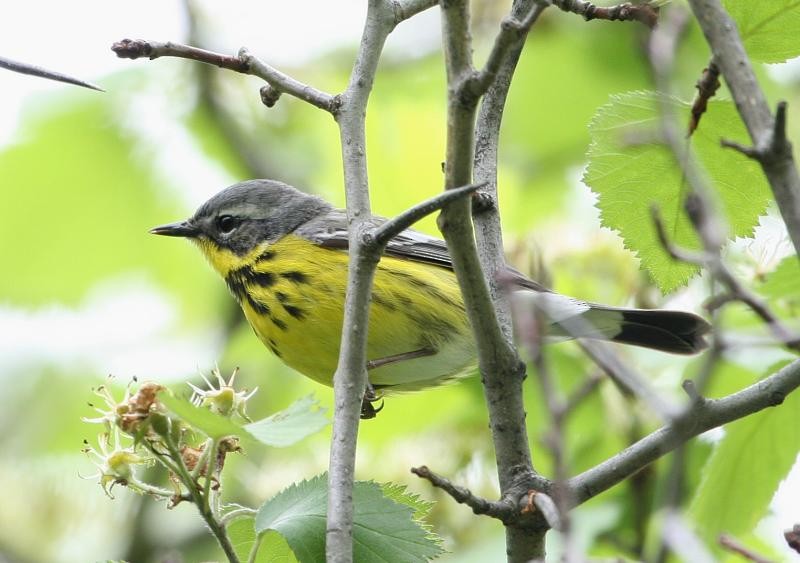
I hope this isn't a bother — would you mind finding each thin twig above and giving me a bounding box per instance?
[411,465,515,520]
[719,533,774,563]
[111,39,336,112]
[549,0,659,27]
[652,207,800,350]
[370,182,485,246]
[0,55,103,91]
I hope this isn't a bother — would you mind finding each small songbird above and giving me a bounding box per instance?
[151,179,709,398]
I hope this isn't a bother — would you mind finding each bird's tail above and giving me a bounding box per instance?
[579,306,711,354]
[513,290,711,355]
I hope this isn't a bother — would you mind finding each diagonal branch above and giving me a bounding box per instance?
[370,182,485,247]
[569,358,800,505]
[411,465,517,521]
[0,55,103,91]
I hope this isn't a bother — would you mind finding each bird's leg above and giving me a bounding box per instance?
[360,383,384,420]
[366,348,435,370]
[360,348,436,419]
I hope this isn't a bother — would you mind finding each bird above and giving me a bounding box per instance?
[151,179,710,408]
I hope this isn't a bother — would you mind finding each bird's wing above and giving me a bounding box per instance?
[293,209,550,293]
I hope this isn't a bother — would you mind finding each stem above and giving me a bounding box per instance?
[247,532,265,563]
[162,435,239,563]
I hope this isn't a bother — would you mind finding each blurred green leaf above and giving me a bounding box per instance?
[689,364,800,540]
[255,474,444,563]
[723,0,800,63]
[759,255,800,302]
[244,395,328,447]
[584,92,770,292]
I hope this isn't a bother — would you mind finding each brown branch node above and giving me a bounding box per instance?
[688,59,721,135]
[786,524,800,555]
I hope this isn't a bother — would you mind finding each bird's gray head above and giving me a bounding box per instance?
[150,179,332,256]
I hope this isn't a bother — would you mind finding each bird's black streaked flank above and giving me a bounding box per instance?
[151,179,711,396]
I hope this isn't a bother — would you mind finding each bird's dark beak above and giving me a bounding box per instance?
[149,220,199,238]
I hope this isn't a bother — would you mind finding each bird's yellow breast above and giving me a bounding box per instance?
[196,234,476,391]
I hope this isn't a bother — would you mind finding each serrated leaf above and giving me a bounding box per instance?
[244,395,328,447]
[689,364,800,540]
[723,0,800,64]
[158,390,248,442]
[255,475,443,563]
[584,92,770,292]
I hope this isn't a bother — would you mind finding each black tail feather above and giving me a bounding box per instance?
[611,309,711,354]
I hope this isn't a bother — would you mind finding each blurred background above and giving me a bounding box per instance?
[1,1,799,561]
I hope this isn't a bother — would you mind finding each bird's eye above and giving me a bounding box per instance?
[217,215,239,234]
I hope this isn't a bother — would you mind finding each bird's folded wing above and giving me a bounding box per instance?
[294,209,550,292]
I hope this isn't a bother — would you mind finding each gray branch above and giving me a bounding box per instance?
[569,358,800,505]
[325,1,438,560]
[687,0,800,257]
[111,39,337,112]
[370,182,484,247]
[438,1,551,560]
[0,55,103,91]
[325,2,394,559]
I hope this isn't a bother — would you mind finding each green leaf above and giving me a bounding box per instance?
[584,92,770,292]
[228,517,297,563]
[255,475,444,563]
[689,365,800,540]
[759,255,800,302]
[723,0,800,63]
[158,390,248,442]
[244,395,328,447]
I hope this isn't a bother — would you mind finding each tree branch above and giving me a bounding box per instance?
[437,1,552,561]
[111,39,337,113]
[0,55,103,91]
[370,182,484,247]
[687,0,800,258]
[411,465,516,521]
[325,0,420,559]
[549,0,659,27]
[569,358,800,505]
[391,0,439,23]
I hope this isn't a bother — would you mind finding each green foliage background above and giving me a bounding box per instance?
[1,2,799,561]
